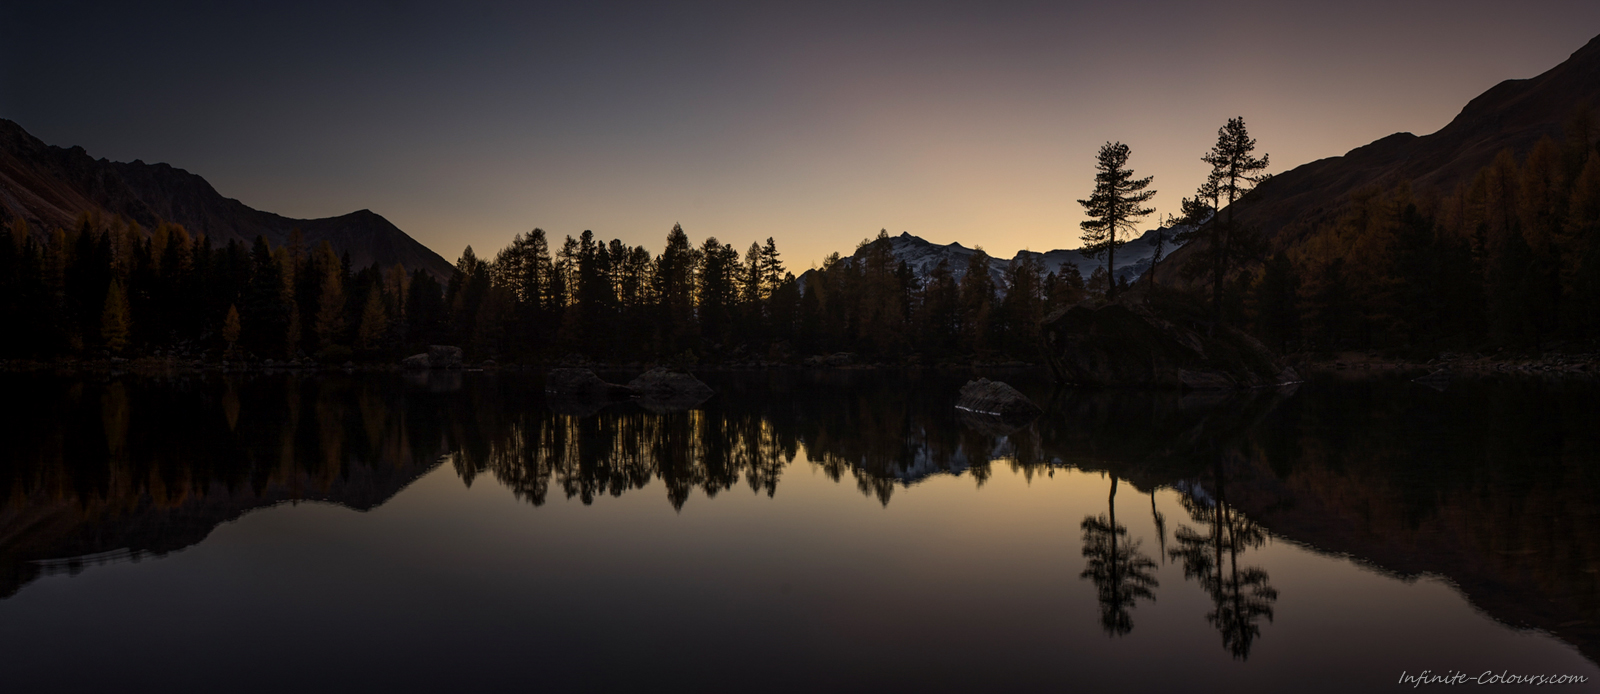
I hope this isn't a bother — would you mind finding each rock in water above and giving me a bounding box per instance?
[1039,297,1281,390]
[545,368,636,399]
[401,353,432,369]
[627,368,714,400]
[956,378,1042,419]
[401,345,465,369]
[428,345,464,369]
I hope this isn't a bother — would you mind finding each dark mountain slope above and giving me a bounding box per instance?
[1163,33,1600,275]
[0,118,454,279]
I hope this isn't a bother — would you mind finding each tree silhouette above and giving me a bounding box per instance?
[1080,477,1159,636]
[1078,141,1156,300]
[1175,117,1270,322]
[100,278,130,353]
[1169,459,1278,659]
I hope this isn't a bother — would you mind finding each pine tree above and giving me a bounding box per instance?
[759,237,785,296]
[223,304,242,355]
[656,224,699,353]
[1253,253,1300,353]
[315,247,347,350]
[958,249,996,355]
[357,284,388,350]
[1177,118,1271,321]
[101,278,131,354]
[918,258,960,355]
[1078,141,1156,300]
[859,230,906,355]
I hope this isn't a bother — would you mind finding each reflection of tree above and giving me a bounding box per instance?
[1169,460,1277,660]
[1150,490,1166,563]
[1080,477,1159,636]
[479,407,794,510]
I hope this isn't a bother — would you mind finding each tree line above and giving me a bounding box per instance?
[0,217,446,361]
[4,110,1595,364]
[1230,111,1600,354]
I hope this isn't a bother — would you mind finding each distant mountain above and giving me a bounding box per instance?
[807,226,1186,294]
[0,119,455,280]
[1163,33,1600,275]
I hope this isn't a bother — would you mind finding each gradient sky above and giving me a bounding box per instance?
[4,1,1599,269]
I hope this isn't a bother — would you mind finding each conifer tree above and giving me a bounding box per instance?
[315,248,347,350]
[1176,118,1271,320]
[223,304,242,355]
[1078,142,1156,300]
[759,237,785,296]
[358,284,388,350]
[101,279,131,353]
[958,249,996,354]
[656,224,698,352]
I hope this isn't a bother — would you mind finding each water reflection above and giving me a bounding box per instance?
[1080,477,1160,636]
[1169,457,1278,659]
[0,369,1597,668]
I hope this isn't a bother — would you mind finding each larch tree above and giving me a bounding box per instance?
[357,284,388,351]
[1078,142,1156,300]
[1176,118,1271,321]
[223,304,242,355]
[315,243,347,350]
[101,278,131,353]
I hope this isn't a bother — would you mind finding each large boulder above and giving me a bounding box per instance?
[545,368,637,399]
[1040,296,1282,390]
[401,353,432,370]
[627,368,714,400]
[428,345,464,369]
[402,345,465,369]
[956,378,1043,419]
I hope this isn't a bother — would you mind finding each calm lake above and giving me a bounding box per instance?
[0,369,1596,692]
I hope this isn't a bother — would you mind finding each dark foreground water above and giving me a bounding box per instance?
[0,369,1596,692]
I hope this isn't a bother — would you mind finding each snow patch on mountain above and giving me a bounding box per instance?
[807,225,1187,294]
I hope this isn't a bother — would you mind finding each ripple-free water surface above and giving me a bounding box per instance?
[0,369,1595,692]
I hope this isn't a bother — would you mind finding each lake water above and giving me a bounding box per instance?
[0,369,1596,692]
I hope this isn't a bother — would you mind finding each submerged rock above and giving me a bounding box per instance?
[956,378,1042,419]
[627,368,714,399]
[545,368,637,399]
[1040,296,1281,390]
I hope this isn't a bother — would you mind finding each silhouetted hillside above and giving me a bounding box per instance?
[1163,33,1600,274]
[0,119,453,280]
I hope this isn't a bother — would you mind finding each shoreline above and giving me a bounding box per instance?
[4,351,1599,384]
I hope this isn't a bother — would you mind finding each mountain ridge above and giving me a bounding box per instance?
[807,226,1186,294]
[1162,32,1600,278]
[0,119,455,280]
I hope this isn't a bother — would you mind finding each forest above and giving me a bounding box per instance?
[1,114,1597,365]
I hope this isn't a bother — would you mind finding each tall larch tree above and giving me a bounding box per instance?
[1178,117,1271,321]
[1078,142,1156,300]
[101,278,131,353]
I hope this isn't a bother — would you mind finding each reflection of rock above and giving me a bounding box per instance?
[545,368,637,399]
[627,368,714,400]
[958,410,1028,436]
[402,369,463,392]
[636,392,712,413]
[1040,297,1280,389]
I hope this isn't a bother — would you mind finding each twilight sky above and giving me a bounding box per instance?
[4,1,1599,269]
